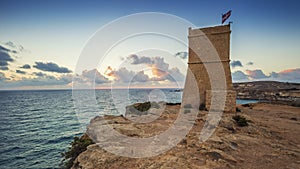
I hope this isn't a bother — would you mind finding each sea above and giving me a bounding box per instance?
[0,89,257,168]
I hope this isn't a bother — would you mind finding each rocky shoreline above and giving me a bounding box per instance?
[66,102,300,169]
[62,81,300,168]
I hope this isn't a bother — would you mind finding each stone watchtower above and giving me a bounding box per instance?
[186,24,236,112]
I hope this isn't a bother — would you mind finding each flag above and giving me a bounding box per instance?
[222,10,232,24]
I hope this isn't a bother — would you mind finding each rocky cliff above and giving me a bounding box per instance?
[71,103,300,169]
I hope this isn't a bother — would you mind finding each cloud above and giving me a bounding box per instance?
[22,75,72,86]
[232,68,300,83]
[174,52,188,59]
[105,67,149,83]
[166,67,185,82]
[149,57,170,79]
[246,69,268,79]
[0,61,9,66]
[33,72,47,77]
[4,41,24,53]
[133,71,149,82]
[126,55,185,82]
[81,69,109,84]
[150,67,185,82]
[0,42,28,71]
[1,68,109,89]
[16,70,26,74]
[33,62,72,73]
[107,67,135,83]
[0,66,8,70]
[1,74,73,88]
[246,62,254,66]
[0,72,4,80]
[72,69,112,88]
[270,68,300,82]
[0,46,14,67]
[59,74,73,84]
[232,71,249,82]
[230,60,243,68]
[20,64,31,69]
[0,45,17,54]
[0,46,10,53]
[0,72,9,81]
[128,54,153,64]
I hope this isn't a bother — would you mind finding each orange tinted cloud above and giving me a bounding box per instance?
[151,65,168,78]
[279,68,298,74]
[104,66,113,76]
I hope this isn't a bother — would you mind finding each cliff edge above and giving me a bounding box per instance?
[71,103,300,169]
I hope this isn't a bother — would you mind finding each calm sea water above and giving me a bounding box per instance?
[0,89,256,168]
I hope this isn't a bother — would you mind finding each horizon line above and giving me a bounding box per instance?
[0,87,184,92]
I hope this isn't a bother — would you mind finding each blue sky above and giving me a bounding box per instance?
[0,0,300,89]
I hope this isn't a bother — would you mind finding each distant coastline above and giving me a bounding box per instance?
[1,80,299,91]
[234,81,300,106]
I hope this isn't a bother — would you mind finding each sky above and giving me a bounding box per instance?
[0,0,300,90]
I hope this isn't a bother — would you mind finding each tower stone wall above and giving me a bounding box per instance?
[186,24,236,112]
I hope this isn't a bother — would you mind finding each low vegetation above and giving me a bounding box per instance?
[232,115,249,127]
[133,102,160,112]
[61,134,94,169]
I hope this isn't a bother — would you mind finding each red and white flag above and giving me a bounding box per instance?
[222,10,232,24]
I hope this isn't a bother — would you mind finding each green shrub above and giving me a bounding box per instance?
[232,115,248,127]
[61,134,94,169]
[133,102,151,112]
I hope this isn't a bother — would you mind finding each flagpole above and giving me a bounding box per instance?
[221,13,223,25]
